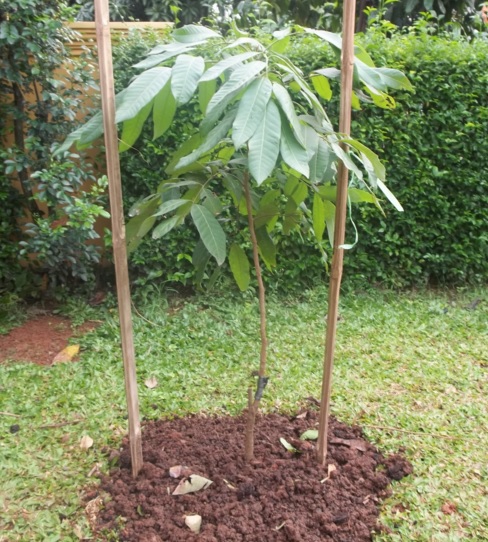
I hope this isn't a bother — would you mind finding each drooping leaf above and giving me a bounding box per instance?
[152,199,189,217]
[202,61,266,133]
[248,99,281,185]
[305,28,342,50]
[314,67,341,80]
[199,51,258,83]
[343,138,385,181]
[254,202,280,229]
[283,198,301,234]
[119,101,152,152]
[192,239,211,285]
[191,204,226,265]
[166,133,205,174]
[323,200,336,246]
[313,192,326,242]
[280,122,309,177]
[176,108,236,170]
[202,190,223,215]
[229,244,250,291]
[115,67,172,124]
[290,181,307,205]
[256,227,276,268]
[375,67,413,91]
[199,79,216,115]
[311,74,332,101]
[172,24,221,44]
[309,137,334,184]
[232,77,272,149]
[171,55,205,105]
[153,82,176,140]
[377,179,404,211]
[152,215,180,239]
[133,43,195,69]
[272,82,306,147]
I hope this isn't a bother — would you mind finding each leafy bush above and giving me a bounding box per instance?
[0,0,105,294]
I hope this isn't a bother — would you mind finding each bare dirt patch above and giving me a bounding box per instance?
[0,314,96,365]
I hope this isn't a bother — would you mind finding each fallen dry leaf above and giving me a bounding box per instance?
[321,463,337,483]
[144,376,158,389]
[80,435,94,450]
[52,344,80,364]
[184,514,202,533]
[330,437,367,452]
[85,496,103,529]
[172,474,213,495]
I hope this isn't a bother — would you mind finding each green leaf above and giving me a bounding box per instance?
[202,190,223,215]
[199,52,258,83]
[202,61,266,133]
[305,28,342,50]
[348,188,379,205]
[176,108,236,170]
[300,429,318,441]
[171,55,205,105]
[192,239,211,285]
[309,138,334,184]
[229,244,250,291]
[133,44,195,70]
[280,437,298,453]
[191,204,226,265]
[119,101,152,152]
[280,122,309,177]
[153,81,176,140]
[323,200,336,246]
[115,67,172,123]
[313,192,326,242]
[126,215,156,253]
[166,133,205,174]
[256,227,276,268]
[152,215,180,239]
[199,79,216,115]
[270,35,290,54]
[343,138,385,182]
[377,180,404,212]
[375,67,413,91]
[314,67,341,80]
[248,99,281,185]
[172,24,221,44]
[232,77,272,149]
[290,181,307,205]
[57,111,103,154]
[311,74,332,101]
[152,199,189,217]
[272,82,306,147]
[254,202,280,229]
[283,198,301,234]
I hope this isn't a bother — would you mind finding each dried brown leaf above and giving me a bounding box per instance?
[80,435,93,450]
[184,514,202,533]
[144,376,158,389]
[172,474,213,495]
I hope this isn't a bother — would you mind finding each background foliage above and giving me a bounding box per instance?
[0,0,107,294]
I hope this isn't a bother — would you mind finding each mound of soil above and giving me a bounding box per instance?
[96,411,412,541]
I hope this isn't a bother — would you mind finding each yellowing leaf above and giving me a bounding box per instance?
[52,344,80,364]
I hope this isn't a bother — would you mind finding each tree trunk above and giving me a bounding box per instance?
[243,171,268,462]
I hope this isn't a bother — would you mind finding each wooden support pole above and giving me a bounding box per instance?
[94,0,143,477]
[317,0,357,466]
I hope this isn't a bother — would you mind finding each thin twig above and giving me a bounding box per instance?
[0,411,21,418]
[131,302,162,327]
[38,419,83,430]
[362,424,468,441]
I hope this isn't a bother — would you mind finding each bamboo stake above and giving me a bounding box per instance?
[94,0,143,477]
[317,0,357,466]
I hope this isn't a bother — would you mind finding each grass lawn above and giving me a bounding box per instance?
[0,286,487,541]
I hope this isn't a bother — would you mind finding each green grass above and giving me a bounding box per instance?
[1,287,487,541]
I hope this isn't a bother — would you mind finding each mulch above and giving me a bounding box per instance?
[94,410,412,541]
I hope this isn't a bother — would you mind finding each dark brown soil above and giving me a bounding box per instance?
[96,411,412,541]
[0,314,97,365]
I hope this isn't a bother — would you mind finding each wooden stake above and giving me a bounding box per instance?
[94,0,143,477]
[317,0,357,466]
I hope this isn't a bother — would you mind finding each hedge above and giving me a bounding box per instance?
[113,29,488,290]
